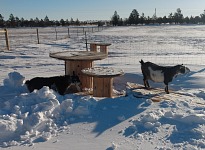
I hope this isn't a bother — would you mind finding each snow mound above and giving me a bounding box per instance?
[3,71,25,87]
[1,70,205,149]
[0,72,97,147]
[123,98,205,149]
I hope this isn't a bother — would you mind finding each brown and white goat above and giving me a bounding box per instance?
[139,59,190,94]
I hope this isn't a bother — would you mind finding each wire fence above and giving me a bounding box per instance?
[86,25,205,66]
[1,25,205,66]
[0,26,108,50]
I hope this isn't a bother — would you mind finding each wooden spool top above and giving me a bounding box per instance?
[82,67,124,78]
[87,42,111,46]
[49,51,108,61]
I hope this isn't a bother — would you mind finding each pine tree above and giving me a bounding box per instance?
[168,13,173,24]
[65,19,69,26]
[75,18,80,26]
[44,16,50,26]
[70,18,74,25]
[15,17,20,27]
[60,19,65,26]
[174,8,183,24]
[0,14,4,27]
[8,14,16,27]
[128,13,135,25]
[140,13,146,24]
[111,11,120,26]
[131,9,139,24]
[200,10,205,24]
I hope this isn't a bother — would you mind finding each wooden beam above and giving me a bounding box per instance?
[0,30,6,33]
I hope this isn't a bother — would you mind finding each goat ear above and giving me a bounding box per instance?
[139,59,144,64]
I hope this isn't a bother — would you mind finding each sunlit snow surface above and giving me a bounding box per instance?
[1,25,205,149]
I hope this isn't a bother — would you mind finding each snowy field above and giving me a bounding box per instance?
[1,25,205,149]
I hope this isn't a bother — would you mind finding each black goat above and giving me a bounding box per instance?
[139,59,190,94]
[25,72,81,95]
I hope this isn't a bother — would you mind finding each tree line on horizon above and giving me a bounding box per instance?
[0,14,104,28]
[1,8,205,28]
[111,8,205,26]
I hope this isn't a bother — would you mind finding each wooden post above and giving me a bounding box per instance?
[100,45,108,54]
[55,27,57,40]
[36,28,40,44]
[4,29,10,50]
[68,28,70,38]
[85,32,88,51]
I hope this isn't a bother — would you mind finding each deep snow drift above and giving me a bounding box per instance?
[1,25,205,150]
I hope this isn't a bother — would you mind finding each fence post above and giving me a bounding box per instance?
[68,28,70,38]
[36,28,40,44]
[55,27,57,40]
[85,31,88,51]
[4,29,10,50]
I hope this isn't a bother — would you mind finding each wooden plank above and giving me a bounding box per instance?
[77,61,86,89]
[100,45,108,54]
[81,60,93,89]
[93,77,113,97]
[93,78,97,96]
[103,78,113,97]
[75,60,82,76]
[65,61,71,75]
[79,61,87,89]
[98,78,104,97]
[90,44,97,52]
[65,61,93,89]
[65,61,75,75]
[93,77,103,97]
[66,60,93,89]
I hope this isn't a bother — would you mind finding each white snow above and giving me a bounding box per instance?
[1,25,205,149]
[82,67,124,76]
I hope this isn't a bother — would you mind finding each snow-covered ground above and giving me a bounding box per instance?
[1,25,205,149]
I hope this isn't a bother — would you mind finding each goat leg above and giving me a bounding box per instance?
[165,85,169,94]
[143,79,150,89]
[143,79,146,87]
[143,79,148,88]
[146,80,150,88]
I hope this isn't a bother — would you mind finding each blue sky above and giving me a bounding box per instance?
[1,0,205,21]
